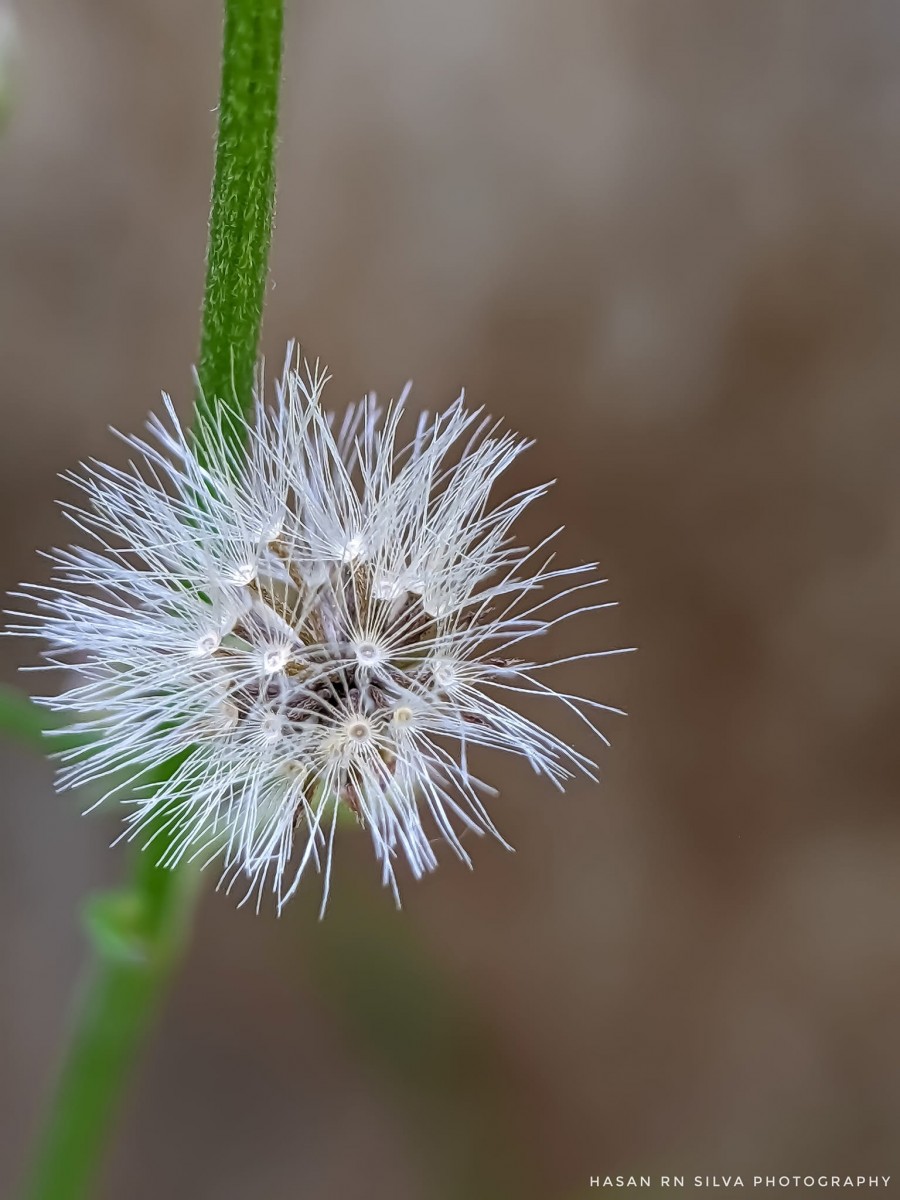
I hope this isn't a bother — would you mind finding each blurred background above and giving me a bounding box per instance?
[2,1,900,1197]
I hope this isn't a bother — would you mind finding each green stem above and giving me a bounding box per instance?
[0,686,69,752]
[22,861,202,1200]
[22,3,283,1198]
[197,0,283,448]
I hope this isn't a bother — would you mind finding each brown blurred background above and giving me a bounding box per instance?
[2,2,900,1197]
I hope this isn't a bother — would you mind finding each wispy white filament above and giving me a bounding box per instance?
[10,349,624,912]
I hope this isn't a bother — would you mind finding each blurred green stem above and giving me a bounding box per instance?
[22,858,203,1200]
[0,686,94,755]
[22,3,284,1198]
[0,686,65,751]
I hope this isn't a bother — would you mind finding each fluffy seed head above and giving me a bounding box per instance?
[9,349,624,912]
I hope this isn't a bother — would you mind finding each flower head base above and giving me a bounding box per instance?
[10,350,624,912]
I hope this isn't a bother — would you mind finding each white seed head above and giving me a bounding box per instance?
[371,571,405,602]
[8,347,622,912]
[431,660,458,691]
[192,632,221,658]
[262,645,292,675]
[259,711,288,743]
[231,562,257,586]
[339,534,367,564]
[353,640,384,669]
[207,699,240,735]
[422,593,452,619]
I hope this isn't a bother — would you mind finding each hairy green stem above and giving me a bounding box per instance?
[196,0,283,449]
[22,3,283,1197]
